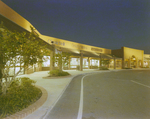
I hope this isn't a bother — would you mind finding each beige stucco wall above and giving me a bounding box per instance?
[144,54,150,59]
[123,47,144,60]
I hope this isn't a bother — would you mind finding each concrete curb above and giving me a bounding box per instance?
[42,75,72,79]
[4,85,48,119]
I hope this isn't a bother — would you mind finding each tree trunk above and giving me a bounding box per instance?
[0,69,2,81]
[0,69,2,94]
[58,59,62,71]
[58,52,62,71]
[0,50,4,94]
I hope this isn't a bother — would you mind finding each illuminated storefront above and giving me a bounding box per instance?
[70,57,80,69]
[0,1,150,74]
[144,54,150,68]
[112,47,147,69]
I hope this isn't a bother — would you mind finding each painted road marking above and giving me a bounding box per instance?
[77,75,85,119]
[77,73,99,119]
[131,80,150,89]
[77,71,110,119]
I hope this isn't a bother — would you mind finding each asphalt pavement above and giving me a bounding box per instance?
[22,69,101,119]
[82,70,150,119]
[20,68,150,119]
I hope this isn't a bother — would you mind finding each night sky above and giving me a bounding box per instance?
[2,0,150,53]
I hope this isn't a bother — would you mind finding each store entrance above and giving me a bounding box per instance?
[131,55,136,68]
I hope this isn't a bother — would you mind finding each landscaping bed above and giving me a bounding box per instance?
[0,77,42,118]
[48,69,70,77]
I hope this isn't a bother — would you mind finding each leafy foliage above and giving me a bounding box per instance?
[0,81,2,95]
[53,52,71,71]
[0,22,50,94]
[123,68,132,69]
[100,59,110,66]
[48,69,70,76]
[99,66,109,70]
[0,77,42,118]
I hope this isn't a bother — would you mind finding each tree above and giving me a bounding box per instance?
[0,23,49,95]
[100,59,110,67]
[54,52,71,71]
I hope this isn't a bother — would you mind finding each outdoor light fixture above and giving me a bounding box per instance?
[51,41,54,44]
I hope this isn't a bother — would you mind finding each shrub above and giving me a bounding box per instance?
[76,65,80,70]
[48,69,70,76]
[0,84,2,95]
[0,69,2,95]
[99,67,109,70]
[0,69,2,79]
[20,77,36,87]
[123,68,132,69]
[0,77,42,118]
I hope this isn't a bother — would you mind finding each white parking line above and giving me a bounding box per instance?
[77,71,110,119]
[77,75,85,119]
[131,80,150,89]
[77,72,99,119]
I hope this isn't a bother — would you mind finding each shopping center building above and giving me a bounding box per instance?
[0,1,150,74]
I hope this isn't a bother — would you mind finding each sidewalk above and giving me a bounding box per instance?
[21,69,99,119]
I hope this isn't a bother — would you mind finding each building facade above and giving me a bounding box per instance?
[112,47,144,69]
[0,1,150,74]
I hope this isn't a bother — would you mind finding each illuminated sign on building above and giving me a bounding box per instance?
[91,47,103,52]
[48,39,65,46]
[72,43,87,50]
